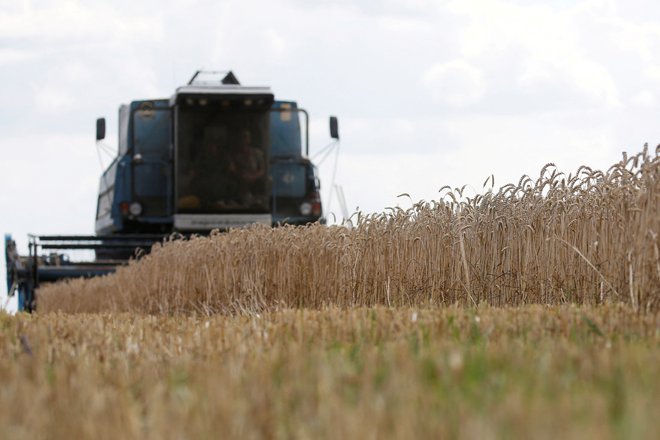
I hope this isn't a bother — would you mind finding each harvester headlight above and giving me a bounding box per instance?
[129,202,143,217]
[299,202,312,216]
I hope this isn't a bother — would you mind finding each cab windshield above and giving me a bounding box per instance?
[175,104,270,214]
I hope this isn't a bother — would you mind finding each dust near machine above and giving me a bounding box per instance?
[5,71,340,312]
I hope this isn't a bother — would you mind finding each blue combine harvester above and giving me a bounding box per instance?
[5,71,339,312]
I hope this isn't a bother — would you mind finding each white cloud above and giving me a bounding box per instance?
[0,1,163,41]
[263,29,288,58]
[377,16,432,33]
[444,0,624,110]
[642,66,660,83]
[631,90,656,107]
[0,48,38,65]
[32,86,76,113]
[520,58,621,109]
[421,60,486,107]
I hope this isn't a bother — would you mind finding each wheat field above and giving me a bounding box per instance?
[1,306,658,439]
[5,146,659,439]
[38,146,659,314]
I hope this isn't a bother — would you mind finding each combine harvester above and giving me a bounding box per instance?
[5,71,340,312]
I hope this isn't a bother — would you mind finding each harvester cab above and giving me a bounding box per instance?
[96,71,275,235]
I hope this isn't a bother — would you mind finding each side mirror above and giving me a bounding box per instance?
[329,116,339,140]
[96,118,106,141]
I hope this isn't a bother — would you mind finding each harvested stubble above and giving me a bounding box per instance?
[38,146,659,314]
[1,306,657,439]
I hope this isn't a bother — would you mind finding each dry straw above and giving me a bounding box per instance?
[38,146,660,314]
[3,306,657,439]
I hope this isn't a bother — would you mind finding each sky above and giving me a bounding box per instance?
[2,0,659,309]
